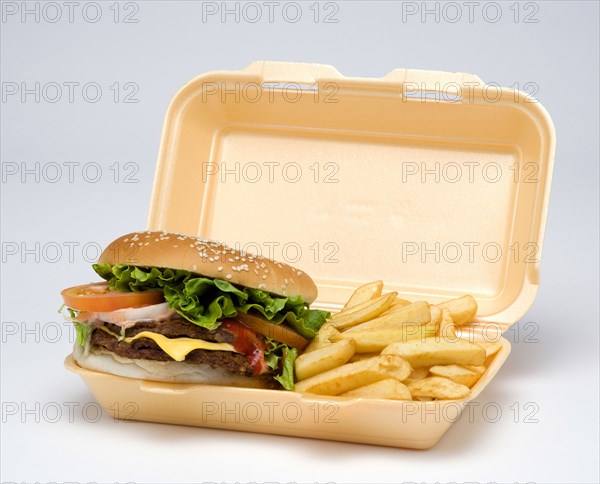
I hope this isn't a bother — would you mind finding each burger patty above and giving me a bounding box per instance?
[103,318,234,343]
[89,318,274,380]
[90,328,254,375]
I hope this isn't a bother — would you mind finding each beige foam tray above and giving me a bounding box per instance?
[67,61,555,449]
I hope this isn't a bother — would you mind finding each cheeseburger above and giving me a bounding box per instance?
[62,231,330,389]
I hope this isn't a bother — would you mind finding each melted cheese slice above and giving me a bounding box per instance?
[99,327,237,362]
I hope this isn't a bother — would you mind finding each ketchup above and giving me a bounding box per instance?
[221,319,268,376]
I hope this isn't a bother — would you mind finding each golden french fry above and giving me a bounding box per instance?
[382,338,486,367]
[466,365,487,374]
[303,322,339,353]
[409,367,429,380]
[341,379,412,400]
[386,296,412,309]
[438,307,457,341]
[334,323,437,353]
[404,366,430,385]
[295,339,355,381]
[294,354,412,395]
[331,292,397,329]
[407,377,471,399]
[429,365,483,388]
[429,304,442,327]
[345,301,431,333]
[437,295,477,325]
[348,352,380,363]
[342,280,383,310]
[478,340,503,358]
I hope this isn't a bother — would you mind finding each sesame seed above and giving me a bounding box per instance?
[226,274,232,279]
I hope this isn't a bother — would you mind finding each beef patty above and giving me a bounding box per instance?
[89,318,274,380]
[104,318,234,343]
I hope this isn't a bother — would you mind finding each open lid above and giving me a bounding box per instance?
[148,61,555,331]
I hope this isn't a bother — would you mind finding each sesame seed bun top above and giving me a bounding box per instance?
[97,230,318,304]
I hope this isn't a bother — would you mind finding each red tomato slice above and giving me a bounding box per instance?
[235,312,309,351]
[61,282,164,312]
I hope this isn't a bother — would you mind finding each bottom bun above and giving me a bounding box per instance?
[73,344,271,388]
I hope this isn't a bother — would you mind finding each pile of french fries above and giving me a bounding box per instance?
[294,281,502,400]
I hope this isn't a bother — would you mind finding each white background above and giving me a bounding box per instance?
[1,1,599,483]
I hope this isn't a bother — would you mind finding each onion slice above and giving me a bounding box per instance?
[96,302,176,327]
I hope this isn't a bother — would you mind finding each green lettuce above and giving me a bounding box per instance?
[265,339,298,391]
[73,321,92,357]
[274,347,297,391]
[73,321,91,346]
[93,263,330,338]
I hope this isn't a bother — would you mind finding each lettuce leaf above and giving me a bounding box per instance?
[93,263,330,337]
[265,339,297,391]
[73,321,90,346]
[274,346,297,391]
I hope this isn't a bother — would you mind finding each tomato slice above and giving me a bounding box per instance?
[235,312,309,351]
[61,282,164,312]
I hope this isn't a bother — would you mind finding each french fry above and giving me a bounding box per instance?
[429,304,442,327]
[407,377,471,399]
[330,292,397,330]
[429,365,483,388]
[348,352,380,363]
[295,339,355,381]
[334,323,437,353]
[382,338,486,367]
[345,301,431,333]
[409,367,429,380]
[294,354,412,395]
[386,296,412,310]
[298,281,491,401]
[303,322,339,353]
[341,379,412,400]
[404,366,430,386]
[438,307,457,341]
[466,365,486,374]
[342,280,383,310]
[479,340,503,358]
[437,295,477,325]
